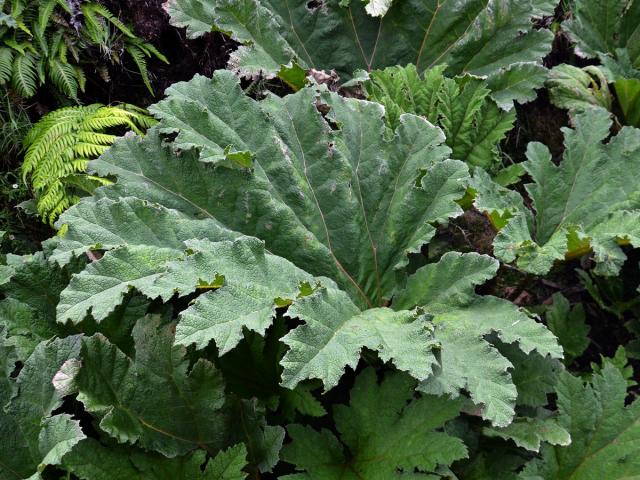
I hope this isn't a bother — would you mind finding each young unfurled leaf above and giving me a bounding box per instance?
[364,64,516,172]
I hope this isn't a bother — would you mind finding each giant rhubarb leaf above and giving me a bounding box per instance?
[394,251,561,426]
[0,335,86,479]
[281,368,467,478]
[62,438,248,480]
[475,108,640,275]
[69,316,231,457]
[165,0,552,104]
[48,70,560,426]
[520,365,640,479]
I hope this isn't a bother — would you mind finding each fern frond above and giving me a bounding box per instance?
[124,43,153,94]
[74,65,85,92]
[134,39,169,64]
[37,0,57,33]
[21,103,155,224]
[11,51,39,97]
[0,48,15,84]
[81,3,135,38]
[47,59,79,99]
[5,38,29,55]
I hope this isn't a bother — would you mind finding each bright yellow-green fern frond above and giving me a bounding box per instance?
[21,103,156,225]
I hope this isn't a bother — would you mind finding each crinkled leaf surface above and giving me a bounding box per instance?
[46,196,239,266]
[71,316,229,457]
[144,71,466,306]
[0,336,85,479]
[88,71,466,307]
[475,108,640,275]
[57,246,181,324]
[520,365,640,479]
[483,416,570,452]
[62,438,248,480]
[165,0,552,102]
[48,71,560,427]
[364,64,516,171]
[394,252,562,426]
[282,368,467,479]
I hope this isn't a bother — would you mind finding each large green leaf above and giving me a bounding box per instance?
[281,368,467,479]
[165,0,553,103]
[71,316,230,457]
[62,439,248,480]
[394,252,561,426]
[51,71,560,426]
[475,108,640,275]
[364,64,516,172]
[108,70,466,307]
[520,365,640,479]
[0,336,85,479]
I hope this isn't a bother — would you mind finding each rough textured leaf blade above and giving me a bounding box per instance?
[46,197,238,266]
[0,336,83,478]
[166,0,553,104]
[57,246,181,324]
[282,368,467,479]
[476,108,640,275]
[282,288,438,390]
[73,317,229,456]
[395,252,561,426]
[520,365,640,479]
[483,416,570,452]
[94,71,467,307]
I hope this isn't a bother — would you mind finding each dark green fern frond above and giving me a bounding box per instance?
[80,2,136,40]
[11,51,39,97]
[124,43,152,94]
[1,0,166,100]
[47,58,80,99]
[21,103,156,225]
[124,37,169,95]
[0,48,14,83]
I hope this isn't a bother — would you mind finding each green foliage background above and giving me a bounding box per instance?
[1,1,640,479]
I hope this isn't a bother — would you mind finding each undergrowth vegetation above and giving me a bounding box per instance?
[0,0,167,99]
[1,0,640,479]
[21,103,155,224]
